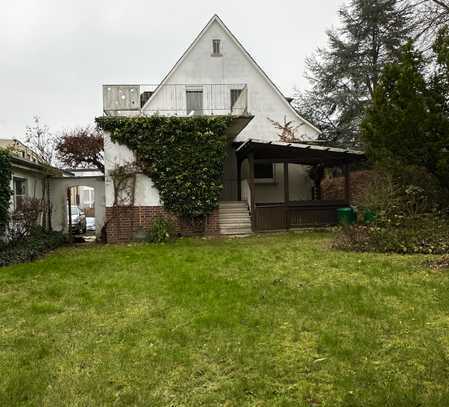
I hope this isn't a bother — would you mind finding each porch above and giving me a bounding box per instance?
[234,139,366,232]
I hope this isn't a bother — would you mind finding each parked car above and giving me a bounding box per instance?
[86,217,96,232]
[69,206,86,234]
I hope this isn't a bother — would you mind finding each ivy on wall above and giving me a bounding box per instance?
[0,149,12,233]
[96,116,232,218]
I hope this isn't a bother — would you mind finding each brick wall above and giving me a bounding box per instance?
[104,206,220,243]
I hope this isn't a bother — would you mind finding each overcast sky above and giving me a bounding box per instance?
[1,0,343,140]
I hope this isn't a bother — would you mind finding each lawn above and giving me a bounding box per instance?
[1,232,449,406]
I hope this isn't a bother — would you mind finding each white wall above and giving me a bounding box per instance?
[145,20,319,143]
[241,161,313,204]
[104,19,320,206]
[49,176,105,238]
[104,132,161,207]
[10,167,45,209]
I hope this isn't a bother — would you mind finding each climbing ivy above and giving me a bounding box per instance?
[96,116,232,218]
[0,149,12,233]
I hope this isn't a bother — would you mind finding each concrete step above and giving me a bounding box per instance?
[220,228,253,235]
[219,211,249,217]
[220,220,252,227]
[219,202,248,208]
[218,201,252,236]
[219,207,249,213]
[219,216,251,222]
[220,223,253,230]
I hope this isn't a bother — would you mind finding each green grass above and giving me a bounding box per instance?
[1,232,449,406]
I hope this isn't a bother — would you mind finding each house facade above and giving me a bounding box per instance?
[102,15,363,242]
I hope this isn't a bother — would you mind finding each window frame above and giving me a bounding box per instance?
[13,177,27,211]
[230,88,243,111]
[211,39,222,56]
[185,87,204,116]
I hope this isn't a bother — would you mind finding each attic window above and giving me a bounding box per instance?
[212,39,221,56]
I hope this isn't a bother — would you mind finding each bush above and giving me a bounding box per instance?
[0,227,65,267]
[0,149,12,234]
[334,213,449,254]
[146,217,176,244]
[9,197,44,240]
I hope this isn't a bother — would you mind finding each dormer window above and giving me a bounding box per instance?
[212,39,221,56]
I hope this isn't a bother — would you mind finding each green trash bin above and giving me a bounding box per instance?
[363,209,377,224]
[337,207,357,225]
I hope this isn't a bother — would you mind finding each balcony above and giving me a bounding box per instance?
[103,83,249,117]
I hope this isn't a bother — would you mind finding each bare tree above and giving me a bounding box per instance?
[411,0,449,47]
[24,116,59,166]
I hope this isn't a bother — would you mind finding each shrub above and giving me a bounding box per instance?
[0,149,12,234]
[9,197,44,240]
[146,217,176,244]
[334,213,449,255]
[0,227,65,267]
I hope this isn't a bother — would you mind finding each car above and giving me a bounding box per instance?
[69,206,86,234]
[86,217,96,232]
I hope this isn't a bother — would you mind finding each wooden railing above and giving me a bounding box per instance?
[254,201,347,231]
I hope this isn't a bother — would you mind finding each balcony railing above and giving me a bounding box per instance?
[103,83,248,117]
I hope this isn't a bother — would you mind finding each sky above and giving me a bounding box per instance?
[0,0,343,140]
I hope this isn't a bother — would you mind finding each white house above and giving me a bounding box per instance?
[102,15,363,241]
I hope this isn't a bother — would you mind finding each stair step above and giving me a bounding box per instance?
[220,224,252,230]
[219,203,248,208]
[219,207,249,213]
[220,229,253,235]
[219,211,249,217]
[220,221,252,227]
[218,202,252,235]
[219,216,251,222]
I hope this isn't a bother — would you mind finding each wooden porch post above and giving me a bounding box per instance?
[237,158,242,201]
[248,152,256,230]
[344,163,352,205]
[284,161,289,230]
[66,187,73,243]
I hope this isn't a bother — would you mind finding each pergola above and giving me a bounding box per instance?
[235,139,366,231]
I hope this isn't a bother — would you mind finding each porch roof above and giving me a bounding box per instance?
[235,139,365,166]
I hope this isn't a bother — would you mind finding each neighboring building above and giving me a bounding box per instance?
[0,139,49,216]
[102,15,364,242]
[0,140,105,239]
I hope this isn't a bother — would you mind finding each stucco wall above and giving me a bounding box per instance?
[10,167,45,207]
[145,20,319,143]
[49,176,105,238]
[241,160,313,204]
[103,19,320,206]
[104,132,161,207]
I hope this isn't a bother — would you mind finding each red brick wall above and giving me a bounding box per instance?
[104,206,220,243]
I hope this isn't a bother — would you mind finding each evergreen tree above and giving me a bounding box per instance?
[362,35,449,193]
[295,0,414,147]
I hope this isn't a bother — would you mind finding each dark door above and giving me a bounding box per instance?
[220,145,238,201]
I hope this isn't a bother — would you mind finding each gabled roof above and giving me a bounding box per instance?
[141,15,321,134]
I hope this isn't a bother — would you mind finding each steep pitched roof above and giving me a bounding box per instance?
[142,14,321,134]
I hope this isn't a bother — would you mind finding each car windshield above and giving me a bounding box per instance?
[71,206,79,216]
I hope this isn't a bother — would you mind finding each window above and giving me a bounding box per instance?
[13,177,26,211]
[212,39,221,56]
[186,89,203,115]
[230,89,242,110]
[255,163,275,182]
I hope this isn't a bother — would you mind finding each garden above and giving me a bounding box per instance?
[1,232,449,406]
